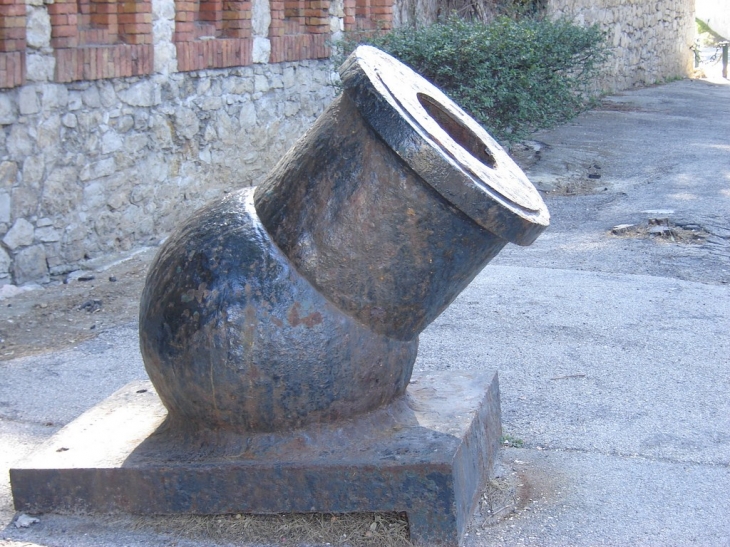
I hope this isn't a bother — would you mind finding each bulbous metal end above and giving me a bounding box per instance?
[140,190,417,432]
[340,45,550,246]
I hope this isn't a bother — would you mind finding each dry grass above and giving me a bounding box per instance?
[130,512,412,546]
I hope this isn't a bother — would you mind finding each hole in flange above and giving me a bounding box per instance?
[417,93,496,169]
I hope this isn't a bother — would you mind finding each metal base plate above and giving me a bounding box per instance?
[10,370,501,547]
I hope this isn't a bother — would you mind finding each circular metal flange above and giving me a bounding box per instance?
[340,45,549,246]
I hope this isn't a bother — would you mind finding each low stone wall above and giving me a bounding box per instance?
[547,0,696,92]
[0,61,334,285]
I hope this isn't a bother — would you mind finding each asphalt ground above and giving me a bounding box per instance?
[1,70,729,546]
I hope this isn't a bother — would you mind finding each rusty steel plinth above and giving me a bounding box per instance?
[139,46,549,431]
[10,371,501,547]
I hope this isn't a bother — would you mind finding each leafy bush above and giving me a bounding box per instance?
[338,16,609,143]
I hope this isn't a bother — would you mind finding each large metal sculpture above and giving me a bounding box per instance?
[11,46,548,546]
[139,45,548,432]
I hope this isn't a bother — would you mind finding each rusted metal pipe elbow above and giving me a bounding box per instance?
[139,46,549,432]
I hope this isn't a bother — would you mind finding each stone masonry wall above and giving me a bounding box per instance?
[0,62,334,285]
[0,0,394,285]
[547,0,696,92]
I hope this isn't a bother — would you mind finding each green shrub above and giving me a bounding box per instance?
[337,16,609,143]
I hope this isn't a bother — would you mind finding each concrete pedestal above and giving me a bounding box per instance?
[10,370,501,546]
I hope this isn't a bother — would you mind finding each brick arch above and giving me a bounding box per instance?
[174,0,253,71]
[75,0,120,45]
[50,0,153,82]
[0,0,26,88]
[269,0,330,63]
[344,0,391,33]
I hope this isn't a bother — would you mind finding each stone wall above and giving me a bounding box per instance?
[547,0,696,92]
[0,62,334,285]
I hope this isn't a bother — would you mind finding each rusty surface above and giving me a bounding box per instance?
[140,190,417,431]
[254,91,508,340]
[10,370,501,547]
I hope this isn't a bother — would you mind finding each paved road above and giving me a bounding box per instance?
[1,75,729,546]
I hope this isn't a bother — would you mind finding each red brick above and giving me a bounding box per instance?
[0,51,22,88]
[134,46,144,76]
[214,40,222,66]
[104,48,113,77]
[5,1,23,15]
[188,42,196,70]
[48,2,77,15]
[99,47,109,78]
[124,31,144,44]
[79,48,89,80]
[175,42,186,70]
[131,45,139,75]
[175,21,195,33]
[119,1,138,13]
[2,13,24,26]
[109,44,119,76]
[175,31,194,42]
[7,27,25,39]
[84,47,93,81]
[53,36,79,48]
[94,47,102,79]
[118,12,150,23]
[305,15,327,24]
[92,3,116,14]
[54,24,79,38]
[139,45,148,73]
[176,1,196,12]
[140,45,148,74]
[199,2,221,12]
[130,50,138,75]
[176,11,196,22]
[121,44,129,74]
[4,4,25,17]
[53,50,69,82]
[0,28,25,45]
[221,11,243,20]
